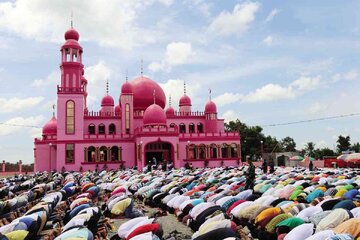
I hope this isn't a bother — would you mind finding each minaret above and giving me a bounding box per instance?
[120,71,134,135]
[204,88,218,132]
[57,20,84,140]
[179,81,192,114]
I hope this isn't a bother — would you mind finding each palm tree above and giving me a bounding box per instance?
[304,142,315,157]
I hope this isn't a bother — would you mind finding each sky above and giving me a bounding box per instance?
[1,0,360,163]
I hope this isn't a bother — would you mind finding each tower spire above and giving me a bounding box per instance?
[52,104,56,117]
[153,89,156,104]
[106,79,109,95]
[70,10,73,28]
[184,81,186,95]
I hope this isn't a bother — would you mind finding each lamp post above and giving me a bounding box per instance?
[260,140,264,160]
[187,140,190,160]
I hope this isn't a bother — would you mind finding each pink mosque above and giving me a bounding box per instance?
[34,27,241,172]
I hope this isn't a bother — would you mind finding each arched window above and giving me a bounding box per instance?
[169,123,176,128]
[210,144,218,159]
[87,146,96,162]
[98,124,105,134]
[179,123,186,133]
[197,123,204,133]
[189,123,195,133]
[65,143,74,163]
[125,104,130,134]
[221,143,229,158]
[230,143,238,158]
[111,146,119,161]
[188,144,196,159]
[88,124,95,134]
[198,144,206,159]
[66,100,75,134]
[99,146,108,161]
[109,124,116,134]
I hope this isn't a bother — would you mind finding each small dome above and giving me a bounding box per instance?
[115,105,121,113]
[143,103,167,126]
[205,100,217,113]
[166,106,175,116]
[65,28,79,41]
[101,95,114,107]
[61,39,81,49]
[121,81,133,94]
[179,95,192,107]
[42,116,57,135]
[81,76,87,84]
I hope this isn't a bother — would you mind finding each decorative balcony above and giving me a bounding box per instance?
[84,110,121,118]
[57,85,85,94]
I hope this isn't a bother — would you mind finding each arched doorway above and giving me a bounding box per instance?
[145,141,173,165]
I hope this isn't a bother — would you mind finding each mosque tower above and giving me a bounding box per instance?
[57,22,85,140]
[204,89,218,133]
[120,73,134,135]
[179,82,192,114]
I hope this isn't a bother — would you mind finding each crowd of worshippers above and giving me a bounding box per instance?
[0,163,359,240]
[111,164,360,240]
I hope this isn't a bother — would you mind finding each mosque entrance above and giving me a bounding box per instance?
[145,142,173,165]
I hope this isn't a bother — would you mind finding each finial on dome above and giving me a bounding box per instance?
[153,89,156,104]
[71,10,73,28]
[52,104,56,117]
[169,95,172,107]
[184,81,187,95]
[209,88,212,101]
[141,58,144,76]
[106,79,109,95]
[125,70,128,82]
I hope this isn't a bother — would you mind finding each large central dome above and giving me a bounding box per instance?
[130,76,166,111]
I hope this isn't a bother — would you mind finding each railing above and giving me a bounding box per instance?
[134,126,178,134]
[57,85,85,93]
[173,111,205,117]
[179,132,239,138]
[83,134,132,139]
[84,111,121,117]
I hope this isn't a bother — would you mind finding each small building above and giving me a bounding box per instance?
[33,26,241,172]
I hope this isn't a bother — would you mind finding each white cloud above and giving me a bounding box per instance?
[32,70,59,87]
[149,42,194,72]
[209,2,260,36]
[262,35,273,45]
[213,92,243,107]
[243,84,295,103]
[290,75,321,91]
[0,115,44,136]
[332,70,358,82]
[308,102,327,114]
[0,0,171,50]
[265,8,280,23]
[184,0,211,17]
[221,110,240,122]
[0,97,44,113]
[159,79,200,108]
[85,60,112,108]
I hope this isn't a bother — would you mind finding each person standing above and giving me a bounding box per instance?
[269,159,275,174]
[262,160,268,174]
[245,158,256,190]
[309,160,314,171]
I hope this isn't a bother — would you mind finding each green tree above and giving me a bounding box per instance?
[304,142,315,156]
[280,136,297,152]
[313,148,336,159]
[225,119,265,161]
[351,142,360,152]
[337,135,351,153]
